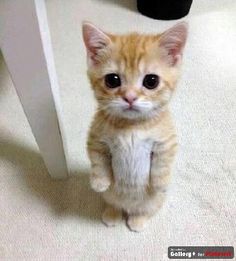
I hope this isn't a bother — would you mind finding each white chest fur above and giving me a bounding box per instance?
[105,132,154,187]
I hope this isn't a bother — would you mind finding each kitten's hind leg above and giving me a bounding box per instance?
[127,214,151,232]
[102,205,123,227]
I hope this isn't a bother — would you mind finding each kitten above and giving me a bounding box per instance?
[82,22,188,232]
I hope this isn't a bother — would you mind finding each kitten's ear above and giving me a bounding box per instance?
[82,22,111,65]
[159,22,188,66]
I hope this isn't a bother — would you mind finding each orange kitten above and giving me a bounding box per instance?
[82,22,188,232]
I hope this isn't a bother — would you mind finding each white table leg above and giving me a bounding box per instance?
[0,0,68,179]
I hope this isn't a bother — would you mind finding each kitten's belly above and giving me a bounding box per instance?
[108,135,153,187]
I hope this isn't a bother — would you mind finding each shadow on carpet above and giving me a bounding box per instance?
[0,137,103,223]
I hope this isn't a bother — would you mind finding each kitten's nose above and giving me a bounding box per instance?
[123,93,137,106]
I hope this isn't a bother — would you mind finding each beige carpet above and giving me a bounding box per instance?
[0,0,236,260]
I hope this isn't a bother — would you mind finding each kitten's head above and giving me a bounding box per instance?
[82,22,188,120]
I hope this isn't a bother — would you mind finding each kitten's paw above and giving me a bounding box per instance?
[90,176,111,192]
[102,206,123,227]
[127,215,149,232]
[150,174,171,192]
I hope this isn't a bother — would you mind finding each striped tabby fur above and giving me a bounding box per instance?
[83,22,188,231]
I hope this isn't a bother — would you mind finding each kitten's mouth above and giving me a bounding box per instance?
[124,107,139,112]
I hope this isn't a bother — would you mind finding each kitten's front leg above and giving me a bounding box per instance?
[88,143,112,193]
[150,136,178,193]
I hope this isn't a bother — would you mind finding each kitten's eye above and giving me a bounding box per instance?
[105,74,121,88]
[143,74,159,90]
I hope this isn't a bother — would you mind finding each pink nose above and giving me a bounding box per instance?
[123,94,137,105]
